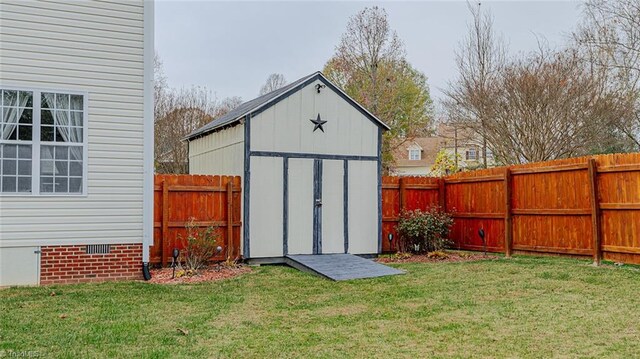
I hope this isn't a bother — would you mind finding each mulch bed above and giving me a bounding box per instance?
[376,251,499,264]
[148,265,251,284]
[148,252,494,284]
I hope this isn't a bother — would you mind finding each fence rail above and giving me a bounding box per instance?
[383,152,640,264]
[152,174,242,266]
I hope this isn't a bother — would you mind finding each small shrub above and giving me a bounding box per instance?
[427,250,450,260]
[394,252,413,260]
[179,218,221,272]
[396,207,454,253]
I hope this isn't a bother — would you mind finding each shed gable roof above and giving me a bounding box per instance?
[185,71,390,141]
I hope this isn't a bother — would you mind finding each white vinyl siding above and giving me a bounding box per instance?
[0,0,146,247]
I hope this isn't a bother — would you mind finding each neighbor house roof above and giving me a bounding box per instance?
[392,137,443,168]
[184,71,390,141]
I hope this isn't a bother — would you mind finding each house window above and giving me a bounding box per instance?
[409,149,421,161]
[0,88,87,195]
[485,148,493,159]
[466,148,477,161]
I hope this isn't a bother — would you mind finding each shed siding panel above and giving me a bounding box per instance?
[251,106,275,152]
[348,161,379,254]
[287,159,314,255]
[249,157,284,257]
[188,124,244,176]
[322,160,345,254]
[0,0,146,247]
[250,79,378,156]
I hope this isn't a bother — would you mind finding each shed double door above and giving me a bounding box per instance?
[287,158,345,255]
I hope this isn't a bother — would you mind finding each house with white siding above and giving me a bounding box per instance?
[0,0,154,285]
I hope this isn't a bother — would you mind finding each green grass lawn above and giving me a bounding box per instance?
[1,255,640,358]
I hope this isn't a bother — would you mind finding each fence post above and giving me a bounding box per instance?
[226,180,234,261]
[504,167,513,258]
[396,178,406,253]
[588,159,602,265]
[399,177,406,213]
[438,177,446,210]
[161,179,169,266]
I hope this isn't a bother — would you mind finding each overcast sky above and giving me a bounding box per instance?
[155,1,583,103]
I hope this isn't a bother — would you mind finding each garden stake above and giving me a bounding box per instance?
[172,248,180,279]
[478,228,486,257]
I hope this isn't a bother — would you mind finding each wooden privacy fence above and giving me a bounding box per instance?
[153,174,242,266]
[382,153,640,264]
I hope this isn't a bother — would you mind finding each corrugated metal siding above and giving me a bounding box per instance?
[188,123,244,176]
[0,0,145,247]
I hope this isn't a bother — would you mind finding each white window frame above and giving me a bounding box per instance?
[485,148,493,159]
[467,147,477,161]
[0,86,88,197]
[409,148,421,161]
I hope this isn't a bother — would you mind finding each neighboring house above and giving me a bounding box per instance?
[390,123,496,176]
[436,123,495,170]
[0,1,154,286]
[186,72,389,261]
[390,137,443,176]
[155,150,188,174]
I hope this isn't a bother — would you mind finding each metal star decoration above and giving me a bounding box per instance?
[310,113,327,133]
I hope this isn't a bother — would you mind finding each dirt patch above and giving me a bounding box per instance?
[148,265,251,284]
[376,251,499,264]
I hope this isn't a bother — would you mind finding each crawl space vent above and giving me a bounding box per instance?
[86,244,111,254]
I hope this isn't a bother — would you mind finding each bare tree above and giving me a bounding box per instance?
[154,52,169,117]
[324,6,433,171]
[333,6,404,114]
[216,97,243,118]
[446,1,636,164]
[259,73,287,95]
[444,2,506,168]
[480,49,624,163]
[575,0,640,149]
[154,55,242,173]
[155,87,216,173]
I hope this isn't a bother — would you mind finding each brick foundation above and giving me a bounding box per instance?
[40,244,143,285]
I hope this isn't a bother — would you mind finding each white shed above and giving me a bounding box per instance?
[186,72,389,261]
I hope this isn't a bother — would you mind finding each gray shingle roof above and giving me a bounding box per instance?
[184,71,389,141]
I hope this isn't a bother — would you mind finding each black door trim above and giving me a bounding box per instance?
[343,159,349,253]
[313,159,323,254]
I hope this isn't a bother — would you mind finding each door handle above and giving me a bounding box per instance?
[315,199,322,207]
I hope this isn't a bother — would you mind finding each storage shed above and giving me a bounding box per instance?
[186,72,390,261]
